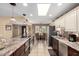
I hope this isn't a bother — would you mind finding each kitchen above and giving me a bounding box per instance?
[0,3,79,56]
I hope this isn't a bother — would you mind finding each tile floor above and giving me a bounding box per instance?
[29,40,50,56]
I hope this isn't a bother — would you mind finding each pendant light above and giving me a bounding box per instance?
[10,3,16,22]
[23,14,28,22]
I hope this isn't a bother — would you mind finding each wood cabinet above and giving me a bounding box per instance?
[65,9,77,32]
[76,6,79,32]
[49,36,53,46]
[59,42,68,56]
[51,36,79,56]
[25,39,30,56]
[55,8,77,32]
[54,15,65,30]
[52,37,59,56]
[68,46,79,56]
[59,42,79,56]
[10,39,30,56]
[59,17,65,28]
[54,6,78,32]
[54,18,60,28]
[10,43,25,56]
[14,44,25,56]
[30,36,34,51]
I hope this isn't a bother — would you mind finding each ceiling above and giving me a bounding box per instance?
[0,3,78,24]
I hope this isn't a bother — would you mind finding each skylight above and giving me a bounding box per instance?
[37,4,51,16]
[23,3,28,6]
[57,3,63,6]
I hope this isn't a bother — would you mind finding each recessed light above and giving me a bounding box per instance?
[23,3,28,6]
[49,14,52,17]
[57,3,63,6]
[30,14,33,16]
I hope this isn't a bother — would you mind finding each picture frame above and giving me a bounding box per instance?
[5,25,12,31]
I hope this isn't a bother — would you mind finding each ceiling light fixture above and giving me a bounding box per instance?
[22,13,28,22]
[49,14,52,17]
[10,17,16,21]
[30,14,33,16]
[57,3,63,6]
[23,3,28,6]
[10,3,16,22]
[37,4,51,16]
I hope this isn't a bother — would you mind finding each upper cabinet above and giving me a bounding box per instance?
[54,6,78,32]
[58,16,65,28]
[76,6,79,33]
[64,9,77,32]
[54,16,65,30]
[54,18,60,28]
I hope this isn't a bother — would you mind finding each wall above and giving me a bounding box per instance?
[0,17,12,38]
[0,16,25,39]
[12,25,22,37]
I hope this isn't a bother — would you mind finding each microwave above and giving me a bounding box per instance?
[69,34,76,42]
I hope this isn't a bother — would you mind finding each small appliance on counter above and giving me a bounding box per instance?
[69,34,77,42]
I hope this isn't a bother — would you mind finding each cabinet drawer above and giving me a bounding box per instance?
[25,47,30,56]
[14,44,25,56]
[68,46,79,56]
[53,38,59,56]
[25,41,29,47]
[59,42,68,56]
[10,53,14,56]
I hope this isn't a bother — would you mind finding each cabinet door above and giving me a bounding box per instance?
[54,19,60,28]
[68,46,79,56]
[65,10,77,32]
[59,42,68,56]
[77,6,79,33]
[14,44,25,56]
[54,16,65,30]
[59,17,65,28]
[53,37,59,56]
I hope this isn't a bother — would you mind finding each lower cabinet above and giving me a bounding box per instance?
[68,46,79,56]
[52,36,79,56]
[52,37,59,56]
[14,44,25,56]
[49,36,53,46]
[10,39,30,56]
[59,42,68,56]
[10,44,25,56]
[25,47,30,56]
[30,38,34,51]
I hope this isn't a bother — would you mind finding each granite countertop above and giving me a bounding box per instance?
[0,37,29,56]
[51,36,79,51]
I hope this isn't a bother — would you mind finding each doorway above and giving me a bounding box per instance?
[21,26,27,38]
[35,25,48,41]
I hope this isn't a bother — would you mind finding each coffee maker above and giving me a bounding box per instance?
[69,34,77,42]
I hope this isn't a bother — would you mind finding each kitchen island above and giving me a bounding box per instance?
[0,37,30,56]
[51,36,79,56]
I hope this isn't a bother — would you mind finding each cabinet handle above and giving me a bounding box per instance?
[74,53,78,55]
